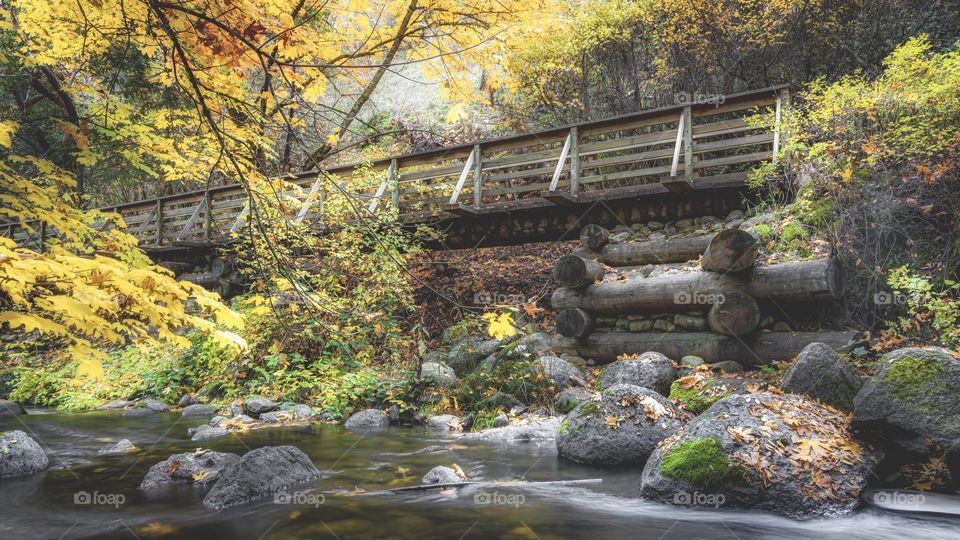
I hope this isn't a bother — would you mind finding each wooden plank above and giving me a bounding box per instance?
[570,126,580,194]
[176,196,207,241]
[683,105,694,186]
[548,131,573,192]
[670,110,684,177]
[448,148,476,205]
[472,144,483,209]
[543,191,579,206]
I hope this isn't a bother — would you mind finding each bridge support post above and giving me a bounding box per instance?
[569,127,579,195]
[389,159,400,210]
[154,200,163,247]
[683,105,693,184]
[472,144,482,209]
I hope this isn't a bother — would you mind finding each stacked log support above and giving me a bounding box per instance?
[551,223,849,362]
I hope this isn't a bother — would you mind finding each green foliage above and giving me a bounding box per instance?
[887,266,960,346]
[669,380,729,415]
[661,438,743,489]
[454,358,552,413]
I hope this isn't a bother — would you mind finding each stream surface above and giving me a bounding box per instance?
[2,409,959,539]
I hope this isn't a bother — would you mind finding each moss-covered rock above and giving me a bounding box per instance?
[640,392,881,519]
[782,342,862,410]
[668,375,768,415]
[853,347,960,455]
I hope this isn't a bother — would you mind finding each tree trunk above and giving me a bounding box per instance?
[579,224,610,252]
[551,257,842,315]
[700,229,758,273]
[707,290,760,336]
[557,308,595,338]
[552,255,607,288]
[573,233,716,267]
[553,331,857,367]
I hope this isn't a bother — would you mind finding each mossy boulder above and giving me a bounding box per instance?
[669,375,769,415]
[853,347,960,456]
[530,355,585,390]
[782,342,862,410]
[598,352,675,396]
[641,393,882,519]
[0,431,48,478]
[557,384,687,465]
[447,338,500,375]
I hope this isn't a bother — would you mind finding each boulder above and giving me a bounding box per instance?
[0,399,26,415]
[97,400,134,411]
[0,431,48,478]
[141,450,240,490]
[259,411,294,424]
[669,375,770,415]
[442,325,471,346]
[492,414,510,428]
[122,399,169,417]
[279,403,314,419]
[511,332,552,358]
[98,439,137,454]
[555,387,593,414]
[782,342,862,410]
[853,347,960,455]
[530,355,585,390]
[177,394,197,408]
[640,393,882,519]
[426,415,461,433]
[598,352,675,396]
[421,362,457,387]
[709,361,744,374]
[202,446,321,509]
[557,385,687,465]
[344,409,390,430]
[243,396,278,416]
[461,417,560,447]
[191,425,229,442]
[448,338,500,375]
[182,404,218,417]
[679,356,706,368]
[422,466,461,485]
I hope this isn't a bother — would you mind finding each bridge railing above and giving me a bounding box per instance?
[1,86,788,249]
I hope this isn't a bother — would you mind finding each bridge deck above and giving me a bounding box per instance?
[2,86,788,250]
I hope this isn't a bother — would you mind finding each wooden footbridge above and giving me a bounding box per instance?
[3,86,788,253]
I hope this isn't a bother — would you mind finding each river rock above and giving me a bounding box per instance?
[422,466,460,485]
[122,399,170,417]
[782,342,862,410]
[448,338,500,375]
[598,352,675,396]
[492,414,510,428]
[426,415,460,433]
[177,394,197,408]
[640,392,882,519]
[421,362,457,387]
[669,375,769,415]
[191,425,229,442]
[98,439,137,454]
[511,332,552,358]
[97,400,135,411]
[0,400,26,415]
[140,450,240,490]
[279,404,314,419]
[555,387,593,413]
[461,417,561,446]
[202,446,321,509]
[259,411,294,424]
[557,384,687,465]
[0,431,48,478]
[344,409,390,430]
[853,347,960,456]
[709,361,744,374]
[679,355,705,368]
[530,355,585,390]
[182,404,217,417]
[243,396,278,416]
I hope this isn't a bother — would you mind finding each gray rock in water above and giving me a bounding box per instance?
[0,431,48,478]
[122,398,169,417]
[422,466,461,485]
[598,352,675,396]
[259,411,294,424]
[202,446,321,509]
[492,414,510,428]
[530,355,585,390]
[243,396,278,416]
[140,450,240,490]
[421,362,457,387]
[210,415,228,427]
[426,415,460,433]
[182,404,217,417]
[782,342,861,410]
[555,387,593,413]
[98,439,137,455]
[97,400,135,411]
[709,361,744,374]
[344,409,390,430]
[177,394,197,408]
[557,385,686,465]
[279,403,314,419]
[853,347,960,455]
[461,417,560,446]
[191,425,229,441]
[640,392,882,519]
[0,399,26,415]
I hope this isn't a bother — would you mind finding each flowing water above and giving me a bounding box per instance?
[2,409,959,540]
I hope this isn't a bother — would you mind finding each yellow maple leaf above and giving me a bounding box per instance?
[481,311,516,341]
[76,356,105,380]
